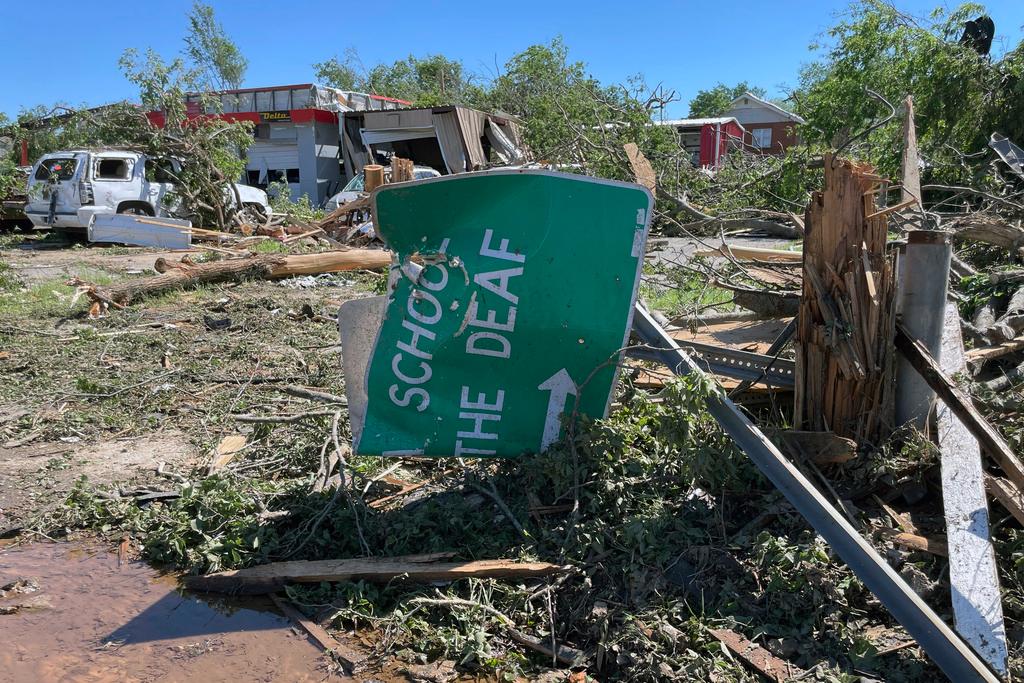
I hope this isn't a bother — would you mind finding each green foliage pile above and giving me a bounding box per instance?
[46,372,944,680]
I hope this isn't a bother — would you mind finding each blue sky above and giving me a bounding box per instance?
[3,0,1023,120]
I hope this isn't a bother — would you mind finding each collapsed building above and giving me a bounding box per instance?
[145,86,530,206]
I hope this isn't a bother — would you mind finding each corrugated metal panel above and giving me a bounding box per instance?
[362,109,434,130]
[246,142,300,171]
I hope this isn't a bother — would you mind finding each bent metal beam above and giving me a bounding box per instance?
[631,303,999,683]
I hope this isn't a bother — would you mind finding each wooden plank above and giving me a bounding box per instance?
[709,627,806,682]
[269,593,367,672]
[895,323,1024,493]
[874,526,948,557]
[936,303,1008,675]
[186,557,569,594]
[866,198,918,220]
[965,335,1024,363]
[695,244,803,263]
[901,96,922,207]
[986,474,1024,527]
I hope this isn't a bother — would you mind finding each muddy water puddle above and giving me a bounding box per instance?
[0,541,343,682]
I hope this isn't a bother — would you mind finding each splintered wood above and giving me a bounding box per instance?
[390,156,415,183]
[795,155,896,443]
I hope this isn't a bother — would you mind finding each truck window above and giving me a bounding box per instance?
[34,158,77,181]
[95,158,133,180]
[146,158,177,183]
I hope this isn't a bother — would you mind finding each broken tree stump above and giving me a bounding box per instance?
[795,155,897,443]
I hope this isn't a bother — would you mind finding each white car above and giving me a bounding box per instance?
[25,150,270,231]
[324,165,441,212]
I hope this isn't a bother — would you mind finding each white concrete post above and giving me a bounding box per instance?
[895,230,953,430]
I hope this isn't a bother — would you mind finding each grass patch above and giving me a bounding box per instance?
[0,270,113,318]
[640,264,733,318]
[249,239,291,254]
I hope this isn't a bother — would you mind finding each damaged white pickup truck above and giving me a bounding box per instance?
[25,150,270,232]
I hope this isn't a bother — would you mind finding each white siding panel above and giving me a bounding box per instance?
[730,107,785,125]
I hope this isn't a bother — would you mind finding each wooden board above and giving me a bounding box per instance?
[628,317,794,390]
[186,556,568,594]
[696,245,803,263]
[670,317,793,355]
[896,324,1024,493]
[709,628,806,682]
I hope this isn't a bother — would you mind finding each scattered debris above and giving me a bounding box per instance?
[709,627,807,682]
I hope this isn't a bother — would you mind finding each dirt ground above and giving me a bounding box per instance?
[0,234,374,529]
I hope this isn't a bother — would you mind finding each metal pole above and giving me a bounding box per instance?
[631,303,998,683]
[895,230,953,429]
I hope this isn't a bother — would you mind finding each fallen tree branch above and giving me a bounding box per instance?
[948,217,1024,250]
[72,250,393,309]
[232,410,339,424]
[667,218,802,239]
[410,596,586,666]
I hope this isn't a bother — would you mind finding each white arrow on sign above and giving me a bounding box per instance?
[538,368,578,451]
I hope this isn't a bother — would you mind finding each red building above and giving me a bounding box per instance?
[656,116,746,169]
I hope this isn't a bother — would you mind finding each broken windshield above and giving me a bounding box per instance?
[34,157,78,181]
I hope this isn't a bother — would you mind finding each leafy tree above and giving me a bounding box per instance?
[688,82,766,117]
[313,50,485,106]
[794,1,1024,182]
[184,1,248,90]
[118,48,255,226]
[486,39,679,181]
[313,48,362,91]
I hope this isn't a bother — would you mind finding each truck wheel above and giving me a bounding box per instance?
[117,202,155,216]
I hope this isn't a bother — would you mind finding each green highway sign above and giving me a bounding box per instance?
[354,170,652,457]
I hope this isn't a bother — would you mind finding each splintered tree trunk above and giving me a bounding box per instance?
[794,155,897,444]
